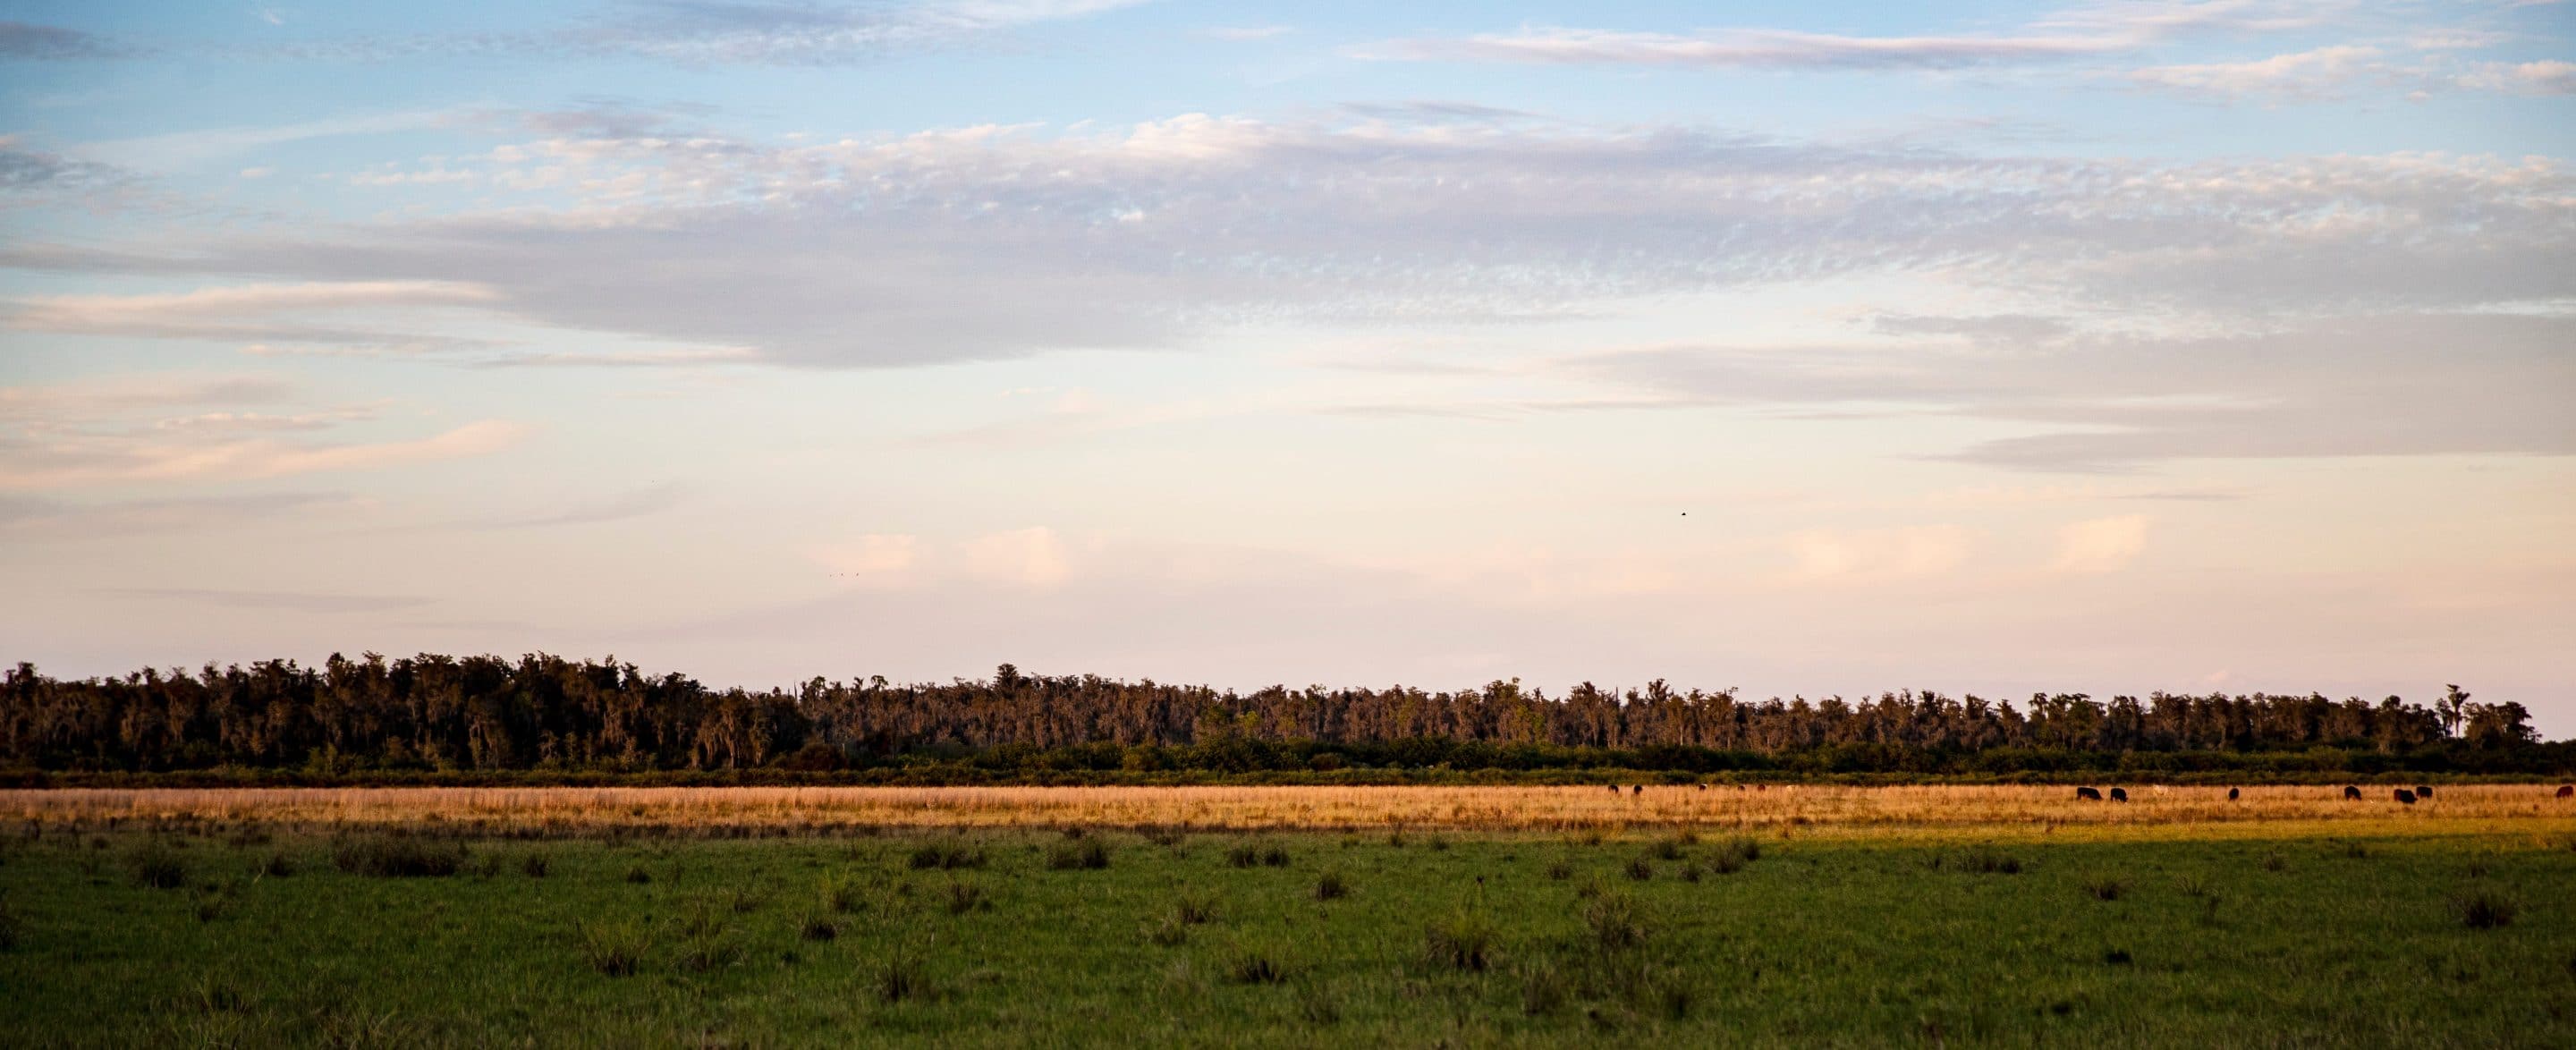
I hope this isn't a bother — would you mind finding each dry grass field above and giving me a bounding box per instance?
[10,783,2572,842]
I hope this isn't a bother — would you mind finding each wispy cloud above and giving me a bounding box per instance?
[1352,26,2137,71]
[0,419,530,490]
[0,21,135,60]
[251,0,1155,66]
[100,587,431,613]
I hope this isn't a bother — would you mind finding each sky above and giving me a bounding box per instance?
[1,1,2571,732]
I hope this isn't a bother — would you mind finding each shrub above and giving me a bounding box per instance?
[1226,950,1287,984]
[333,836,466,878]
[1425,911,1497,971]
[1048,840,1110,870]
[131,843,188,890]
[2083,877,2129,902]
[580,920,648,977]
[2453,889,2518,929]
[1583,891,1648,952]
[1313,871,1351,902]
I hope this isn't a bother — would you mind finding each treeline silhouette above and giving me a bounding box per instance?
[4,655,2563,783]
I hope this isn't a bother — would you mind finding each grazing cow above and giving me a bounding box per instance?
[2414,785,2433,799]
[2343,785,2362,800]
[2076,787,2103,800]
[2227,787,2241,801]
[2109,788,2130,803]
[1696,783,1707,792]
[1631,784,1643,796]
[1607,784,1620,795]
[1756,784,1767,792]
[2557,784,2572,799]
[2394,789,2417,805]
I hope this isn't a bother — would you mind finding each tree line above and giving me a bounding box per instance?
[1,655,2560,781]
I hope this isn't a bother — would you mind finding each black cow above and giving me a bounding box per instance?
[1630,784,1643,796]
[2226,787,2241,801]
[1696,783,1707,792]
[2343,785,2362,800]
[1606,784,1620,794]
[2076,787,2103,800]
[2414,785,2433,799]
[2109,787,2130,803]
[2557,784,2572,799]
[2394,789,2417,805]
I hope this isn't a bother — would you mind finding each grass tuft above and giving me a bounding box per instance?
[332,835,466,878]
[1583,890,1648,952]
[2453,888,2518,929]
[1424,910,1498,971]
[131,842,188,889]
[1313,870,1351,901]
[1225,949,1287,984]
[579,920,648,977]
[1048,839,1110,870]
[2083,877,2129,902]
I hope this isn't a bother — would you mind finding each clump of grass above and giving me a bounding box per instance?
[1226,843,1260,868]
[2104,947,2133,965]
[189,974,249,1013]
[521,854,550,878]
[1313,870,1351,901]
[908,842,986,870]
[1680,862,1704,883]
[579,920,648,977]
[1261,845,1291,867]
[942,880,991,915]
[1048,839,1110,870]
[1624,857,1654,881]
[2342,842,2370,859]
[0,896,22,952]
[1146,914,1189,947]
[1650,970,1698,1020]
[1519,960,1569,1015]
[1140,826,1185,848]
[1225,949,1287,984]
[1583,890,1648,952]
[2175,874,2211,897]
[2463,859,2491,878]
[623,865,651,885]
[678,930,743,973]
[333,835,466,878]
[1651,837,1686,861]
[1297,985,1342,1026]
[822,876,865,914]
[131,842,188,890]
[800,914,840,942]
[1545,860,1573,881]
[876,948,928,1002]
[261,851,296,878]
[1707,835,1765,875]
[1173,893,1217,924]
[2261,852,2288,872]
[1424,910,1498,971]
[190,885,233,923]
[2453,888,2518,929]
[2082,877,2129,902]
[1956,846,2022,875]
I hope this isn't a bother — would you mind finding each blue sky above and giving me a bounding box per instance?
[3,1,2572,731]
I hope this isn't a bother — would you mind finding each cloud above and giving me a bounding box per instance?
[961,526,1072,588]
[1201,25,1292,41]
[1785,525,1975,581]
[256,0,1153,66]
[2052,515,2150,573]
[99,588,431,613]
[0,373,301,420]
[1570,313,2576,472]
[1354,26,2137,71]
[0,21,132,60]
[0,137,126,199]
[2126,45,2397,100]
[6,280,503,344]
[0,491,354,538]
[41,115,2565,370]
[460,483,689,529]
[0,419,530,489]
[2459,59,2576,94]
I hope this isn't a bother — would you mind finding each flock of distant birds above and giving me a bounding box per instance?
[1602,783,2576,802]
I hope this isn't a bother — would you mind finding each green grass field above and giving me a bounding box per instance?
[3,826,2572,1047]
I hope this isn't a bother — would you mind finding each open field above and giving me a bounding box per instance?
[8,783,2575,841]
[2,786,2574,1046]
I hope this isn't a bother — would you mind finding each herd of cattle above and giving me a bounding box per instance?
[1610,783,2576,800]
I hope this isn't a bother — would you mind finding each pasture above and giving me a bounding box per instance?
[2,785,2572,1046]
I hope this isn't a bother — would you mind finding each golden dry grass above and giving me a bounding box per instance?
[7,783,2573,842]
